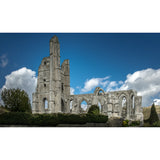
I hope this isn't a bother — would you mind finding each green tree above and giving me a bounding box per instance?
[1,88,31,113]
[148,103,159,125]
[87,105,100,115]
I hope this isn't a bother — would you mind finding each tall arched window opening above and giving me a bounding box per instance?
[70,100,73,112]
[80,100,88,113]
[98,102,102,112]
[44,98,48,109]
[121,96,127,118]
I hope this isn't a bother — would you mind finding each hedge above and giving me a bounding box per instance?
[0,112,33,125]
[0,112,108,126]
[122,120,140,127]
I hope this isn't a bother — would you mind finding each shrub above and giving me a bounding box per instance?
[87,105,100,115]
[0,112,108,126]
[153,121,160,127]
[148,103,159,125]
[86,114,108,123]
[122,120,140,127]
[0,112,32,125]
[32,114,59,126]
[130,121,140,127]
[57,113,87,124]
[122,120,129,127]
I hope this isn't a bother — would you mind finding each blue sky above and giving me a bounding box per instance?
[0,33,160,106]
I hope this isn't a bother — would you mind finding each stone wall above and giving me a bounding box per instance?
[69,87,143,121]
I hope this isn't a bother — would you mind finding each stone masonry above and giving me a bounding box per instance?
[32,35,143,122]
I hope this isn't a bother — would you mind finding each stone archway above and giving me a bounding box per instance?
[79,97,89,113]
[69,97,78,114]
[80,100,88,113]
[94,87,105,96]
[119,93,128,119]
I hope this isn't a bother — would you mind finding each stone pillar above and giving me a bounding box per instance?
[126,98,130,119]
[49,36,61,113]
[61,59,70,113]
[32,93,36,113]
[135,96,143,121]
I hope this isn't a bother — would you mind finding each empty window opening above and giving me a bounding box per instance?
[44,98,48,109]
[61,99,65,112]
[132,96,135,109]
[61,83,64,93]
[122,97,126,108]
[98,90,103,96]
[70,100,73,112]
[81,100,88,112]
[98,102,102,112]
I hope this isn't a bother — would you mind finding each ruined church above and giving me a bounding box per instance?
[32,35,143,121]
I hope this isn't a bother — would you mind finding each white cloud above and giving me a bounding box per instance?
[0,54,8,68]
[106,81,118,92]
[1,67,37,103]
[70,87,75,95]
[118,81,124,85]
[119,68,160,106]
[81,76,110,93]
[154,99,160,105]
[80,68,160,107]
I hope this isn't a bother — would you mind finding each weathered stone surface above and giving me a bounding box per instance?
[32,35,143,122]
[107,117,123,127]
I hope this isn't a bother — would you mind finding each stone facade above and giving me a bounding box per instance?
[32,35,143,122]
[32,36,70,114]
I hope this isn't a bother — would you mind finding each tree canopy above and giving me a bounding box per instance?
[1,88,31,113]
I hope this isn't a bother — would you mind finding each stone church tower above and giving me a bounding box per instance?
[32,36,70,114]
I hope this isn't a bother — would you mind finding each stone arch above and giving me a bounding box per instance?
[94,87,105,96]
[118,93,128,118]
[43,98,48,110]
[80,100,88,113]
[69,97,78,114]
[129,91,136,117]
[79,97,90,105]
[79,97,89,113]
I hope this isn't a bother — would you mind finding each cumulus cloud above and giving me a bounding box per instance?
[119,68,160,106]
[80,68,160,107]
[0,54,8,68]
[106,81,118,92]
[81,76,110,93]
[70,87,75,95]
[1,67,37,103]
